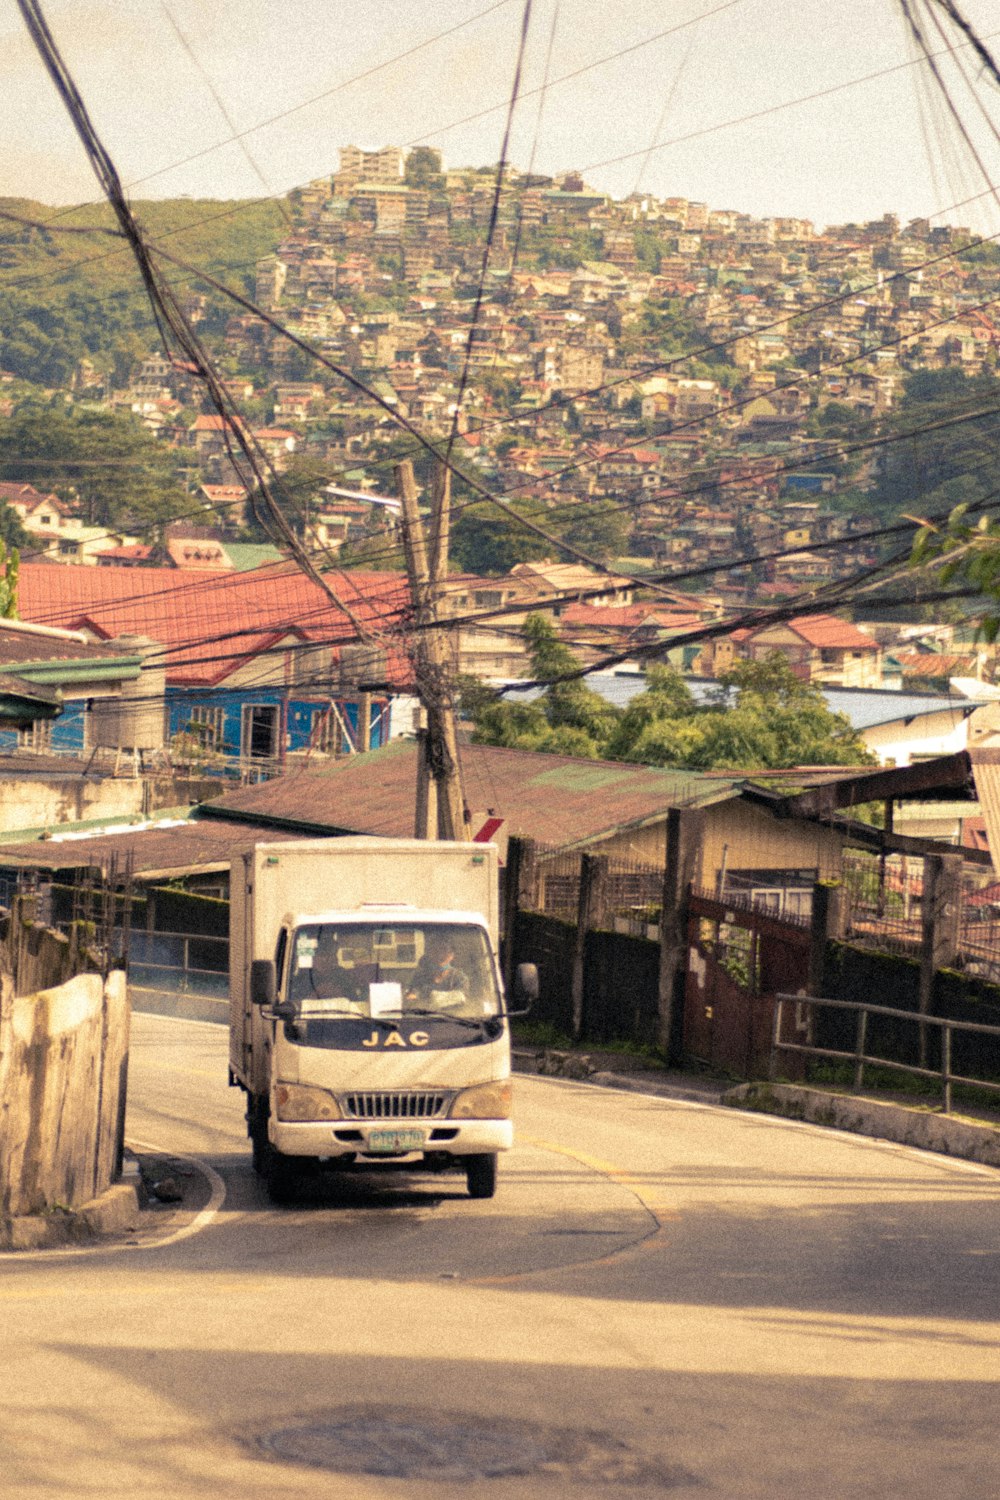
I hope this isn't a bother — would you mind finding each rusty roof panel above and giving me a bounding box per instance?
[0,820,318,879]
[201,740,741,849]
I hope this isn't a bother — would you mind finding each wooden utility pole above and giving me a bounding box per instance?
[396,459,470,841]
[658,807,705,1060]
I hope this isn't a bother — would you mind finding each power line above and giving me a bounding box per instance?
[9,66,1000,597]
[48,483,1000,682]
[15,0,376,646]
[158,0,293,228]
[575,23,1000,177]
[147,219,1000,591]
[443,0,534,471]
[127,0,519,192]
[406,0,751,150]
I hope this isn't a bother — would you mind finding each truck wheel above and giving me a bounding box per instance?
[251,1125,268,1175]
[263,1145,300,1204]
[465,1153,498,1199]
[248,1100,269,1175]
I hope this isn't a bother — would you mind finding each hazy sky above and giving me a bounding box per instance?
[2,0,1000,231]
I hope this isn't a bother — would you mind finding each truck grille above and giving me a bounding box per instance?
[341,1091,451,1121]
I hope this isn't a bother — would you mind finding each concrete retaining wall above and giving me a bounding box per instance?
[724,1081,1000,1167]
[0,970,130,1219]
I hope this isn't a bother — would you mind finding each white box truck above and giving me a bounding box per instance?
[229,837,537,1201]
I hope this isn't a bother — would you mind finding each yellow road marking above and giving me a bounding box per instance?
[468,1136,681,1285]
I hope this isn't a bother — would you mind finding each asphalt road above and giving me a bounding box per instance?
[3,1011,999,1499]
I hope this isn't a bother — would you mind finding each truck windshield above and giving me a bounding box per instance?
[287,921,501,1021]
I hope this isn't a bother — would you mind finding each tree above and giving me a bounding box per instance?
[871,368,1000,521]
[0,400,190,531]
[251,455,335,540]
[0,505,31,554]
[691,655,876,770]
[404,148,445,192]
[603,665,697,760]
[452,495,630,574]
[559,498,629,562]
[451,501,554,574]
[0,197,284,387]
[468,635,874,771]
[0,540,19,618]
[466,615,617,757]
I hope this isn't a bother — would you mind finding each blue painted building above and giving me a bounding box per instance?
[166,686,391,772]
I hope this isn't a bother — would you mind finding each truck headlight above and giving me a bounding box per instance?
[450,1080,512,1119]
[274,1082,342,1122]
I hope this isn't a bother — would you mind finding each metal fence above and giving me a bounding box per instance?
[838,850,1000,977]
[521,844,664,933]
[958,866,1000,983]
[128,929,229,997]
[840,850,925,956]
[772,991,1000,1114]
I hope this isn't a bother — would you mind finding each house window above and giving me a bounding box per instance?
[309,706,357,755]
[184,706,226,751]
[242,703,278,759]
[19,719,53,751]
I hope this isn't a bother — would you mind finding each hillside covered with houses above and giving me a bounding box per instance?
[0,143,999,742]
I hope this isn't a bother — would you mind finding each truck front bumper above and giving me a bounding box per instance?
[270,1117,513,1161]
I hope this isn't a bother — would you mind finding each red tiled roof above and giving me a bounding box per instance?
[963,818,990,856]
[17,561,412,689]
[0,480,62,510]
[754,613,880,650]
[896,651,981,677]
[559,603,700,630]
[98,545,153,561]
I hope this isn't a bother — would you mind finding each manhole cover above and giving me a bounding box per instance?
[256,1405,695,1486]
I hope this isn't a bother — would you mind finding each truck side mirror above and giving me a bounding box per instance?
[250,959,276,1007]
[508,961,538,1016]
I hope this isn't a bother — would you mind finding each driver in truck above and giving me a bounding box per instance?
[406,931,468,1001]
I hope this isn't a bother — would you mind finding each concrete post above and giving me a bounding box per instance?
[918,852,962,1066]
[809,880,845,997]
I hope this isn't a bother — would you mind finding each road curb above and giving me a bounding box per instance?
[722,1081,1000,1167]
[513,1048,729,1105]
[515,1049,1000,1166]
[0,1161,145,1251]
[130,985,228,1026]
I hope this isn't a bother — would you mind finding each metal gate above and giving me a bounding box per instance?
[684,890,812,1079]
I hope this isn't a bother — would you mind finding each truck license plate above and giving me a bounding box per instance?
[366,1127,426,1154]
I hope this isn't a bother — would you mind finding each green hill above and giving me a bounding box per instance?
[0,196,285,387]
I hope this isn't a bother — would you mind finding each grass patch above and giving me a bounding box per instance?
[510,1021,669,1067]
[807,1059,1000,1115]
[511,1020,574,1051]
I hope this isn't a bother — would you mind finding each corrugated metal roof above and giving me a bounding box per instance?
[200,739,741,849]
[821,687,990,731]
[507,673,986,733]
[0,818,319,879]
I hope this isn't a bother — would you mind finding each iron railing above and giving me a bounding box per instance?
[128,929,229,997]
[772,991,1000,1114]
